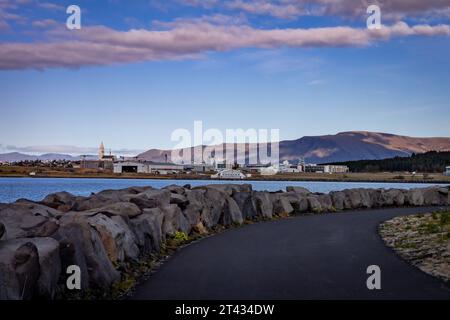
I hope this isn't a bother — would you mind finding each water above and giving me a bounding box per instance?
[0,177,447,204]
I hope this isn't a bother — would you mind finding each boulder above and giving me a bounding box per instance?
[286,186,311,195]
[203,188,228,226]
[182,190,206,227]
[0,240,40,300]
[317,194,333,212]
[130,208,164,254]
[252,192,273,219]
[358,189,373,208]
[382,189,405,206]
[369,189,384,208]
[196,184,252,196]
[271,194,294,217]
[170,193,189,209]
[343,189,362,209]
[163,185,186,195]
[129,195,158,210]
[51,220,120,290]
[136,189,171,207]
[281,192,309,214]
[86,202,142,219]
[220,197,244,226]
[233,192,258,220]
[405,188,424,206]
[307,196,322,213]
[40,191,80,213]
[423,187,446,206]
[330,191,345,211]
[87,214,139,263]
[161,204,190,237]
[0,203,59,240]
[26,237,61,299]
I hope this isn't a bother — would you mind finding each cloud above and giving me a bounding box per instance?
[32,19,57,28]
[225,0,305,19]
[176,0,450,20]
[0,21,449,70]
[308,79,325,85]
[5,144,144,156]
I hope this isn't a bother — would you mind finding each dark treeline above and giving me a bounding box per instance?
[324,151,450,173]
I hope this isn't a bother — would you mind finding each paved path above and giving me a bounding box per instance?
[133,207,450,300]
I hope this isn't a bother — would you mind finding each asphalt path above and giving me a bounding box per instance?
[133,206,450,300]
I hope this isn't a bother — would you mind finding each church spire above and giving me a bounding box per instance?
[99,142,105,160]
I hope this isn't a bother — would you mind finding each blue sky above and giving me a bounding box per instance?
[0,0,449,155]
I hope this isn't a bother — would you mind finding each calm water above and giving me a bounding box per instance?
[0,177,448,204]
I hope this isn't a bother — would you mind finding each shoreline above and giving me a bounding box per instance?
[0,173,449,185]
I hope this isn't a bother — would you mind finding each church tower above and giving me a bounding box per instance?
[99,142,105,160]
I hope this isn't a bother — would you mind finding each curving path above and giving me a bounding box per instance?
[133,207,450,300]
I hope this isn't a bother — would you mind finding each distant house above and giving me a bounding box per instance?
[445,166,450,176]
[113,161,184,174]
[211,169,247,180]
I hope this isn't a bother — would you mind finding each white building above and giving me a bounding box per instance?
[211,169,247,180]
[279,160,303,173]
[445,166,450,176]
[113,161,184,174]
[323,165,349,174]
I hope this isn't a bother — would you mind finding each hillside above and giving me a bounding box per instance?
[137,131,450,164]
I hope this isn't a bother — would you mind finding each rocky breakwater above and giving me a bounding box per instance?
[0,184,449,299]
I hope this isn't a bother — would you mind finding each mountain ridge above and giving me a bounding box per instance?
[137,131,450,164]
[1,131,449,164]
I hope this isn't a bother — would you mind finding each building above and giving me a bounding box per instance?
[183,163,215,173]
[113,161,184,174]
[304,164,349,174]
[279,160,303,173]
[304,164,326,173]
[80,142,117,171]
[445,166,450,176]
[323,165,349,174]
[211,169,247,180]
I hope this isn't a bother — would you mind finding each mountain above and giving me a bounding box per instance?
[137,131,450,164]
[0,152,97,162]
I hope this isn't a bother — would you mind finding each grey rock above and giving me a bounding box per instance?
[87,213,139,263]
[86,202,142,218]
[40,191,80,213]
[164,185,186,195]
[0,203,59,240]
[233,192,258,220]
[307,195,322,213]
[170,193,189,208]
[272,194,294,216]
[330,191,345,211]
[286,186,311,194]
[252,192,273,219]
[130,208,164,254]
[405,188,424,206]
[51,220,120,290]
[317,194,333,212]
[0,240,40,300]
[161,204,190,237]
[26,237,61,299]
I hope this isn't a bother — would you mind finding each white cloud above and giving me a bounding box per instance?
[0,21,449,70]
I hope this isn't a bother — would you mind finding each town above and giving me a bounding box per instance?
[1,143,449,183]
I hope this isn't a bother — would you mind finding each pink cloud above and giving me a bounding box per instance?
[0,21,449,70]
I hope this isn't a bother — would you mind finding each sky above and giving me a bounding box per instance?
[0,0,449,156]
